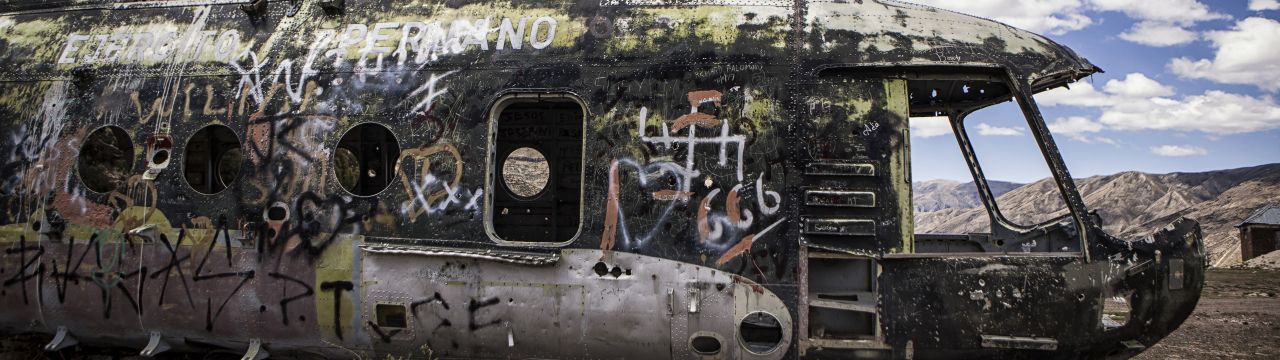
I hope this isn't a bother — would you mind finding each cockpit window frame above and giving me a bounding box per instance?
[856,65,1094,258]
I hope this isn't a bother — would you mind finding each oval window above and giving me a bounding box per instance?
[502,147,550,199]
[335,123,400,196]
[184,125,242,194]
[78,126,134,193]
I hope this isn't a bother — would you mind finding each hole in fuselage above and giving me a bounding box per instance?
[151,149,169,165]
[739,312,784,354]
[592,262,609,277]
[267,206,287,221]
[691,335,722,355]
[376,304,408,328]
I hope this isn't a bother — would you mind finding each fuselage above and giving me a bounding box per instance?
[0,1,1202,359]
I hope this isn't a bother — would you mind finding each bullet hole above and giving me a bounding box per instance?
[715,283,726,292]
[508,298,513,304]
[151,149,169,165]
[299,315,306,322]
[593,262,609,277]
[30,222,40,231]
[459,263,466,270]
[610,266,623,278]
[259,305,267,313]
[995,239,1006,247]
[1077,293,1087,301]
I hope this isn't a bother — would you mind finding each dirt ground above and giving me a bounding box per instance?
[1134,269,1280,360]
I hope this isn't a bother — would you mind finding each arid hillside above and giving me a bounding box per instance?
[915,164,1280,267]
[912,179,1022,212]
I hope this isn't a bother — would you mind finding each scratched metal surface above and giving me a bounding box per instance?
[0,1,1202,359]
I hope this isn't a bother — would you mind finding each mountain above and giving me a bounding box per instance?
[912,179,1022,212]
[914,164,1280,267]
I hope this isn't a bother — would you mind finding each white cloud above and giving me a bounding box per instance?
[1088,0,1227,25]
[1048,117,1119,144]
[1150,145,1208,157]
[1038,73,1172,107]
[976,123,1024,136]
[908,0,1093,35]
[1049,116,1104,134]
[1250,0,1280,11]
[1170,17,1280,92]
[1088,0,1228,47]
[1099,91,1280,134]
[1103,73,1177,98]
[1039,73,1280,134]
[910,116,954,138]
[1037,82,1114,107]
[1118,21,1199,46]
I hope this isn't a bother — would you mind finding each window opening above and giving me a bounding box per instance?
[335,123,400,196]
[502,147,551,199]
[78,126,134,193]
[490,97,584,243]
[905,78,1079,253]
[184,125,242,194]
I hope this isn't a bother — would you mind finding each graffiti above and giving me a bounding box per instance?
[191,226,256,331]
[319,281,355,340]
[150,232,195,308]
[367,321,402,343]
[396,144,482,223]
[268,272,316,326]
[2,236,45,305]
[602,90,784,266]
[57,8,226,65]
[58,16,560,68]
[466,297,503,331]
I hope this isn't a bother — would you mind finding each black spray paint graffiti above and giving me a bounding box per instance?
[320,280,354,340]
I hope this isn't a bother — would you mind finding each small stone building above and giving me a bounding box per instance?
[1239,204,1280,262]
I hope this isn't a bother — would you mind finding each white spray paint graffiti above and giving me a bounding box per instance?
[57,16,560,68]
[401,172,483,220]
[603,91,786,265]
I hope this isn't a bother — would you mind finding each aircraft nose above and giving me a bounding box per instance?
[1095,217,1206,358]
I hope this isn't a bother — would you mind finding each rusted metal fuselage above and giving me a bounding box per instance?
[0,0,1203,359]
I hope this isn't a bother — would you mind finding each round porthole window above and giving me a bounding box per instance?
[78,126,134,193]
[502,147,550,199]
[184,125,242,194]
[335,123,400,196]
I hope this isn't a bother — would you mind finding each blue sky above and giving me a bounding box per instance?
[906,0,1280,183]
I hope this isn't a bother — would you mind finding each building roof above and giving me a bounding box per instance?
[1239,204,1280,227]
